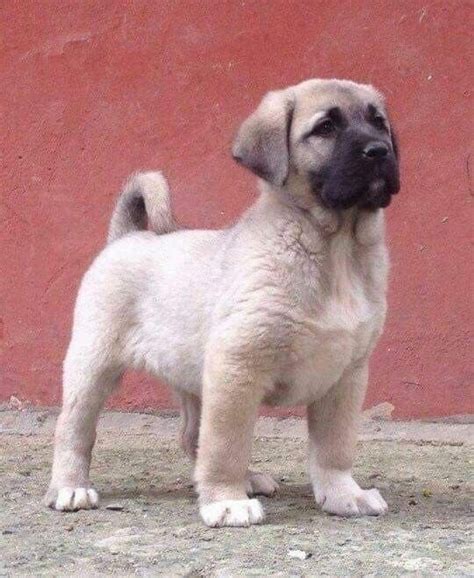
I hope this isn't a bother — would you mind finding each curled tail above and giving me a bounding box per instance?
[108,171,177,243]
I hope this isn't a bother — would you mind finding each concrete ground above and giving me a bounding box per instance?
[0,408,472,577]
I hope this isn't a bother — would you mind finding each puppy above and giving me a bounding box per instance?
[45,78,400,527]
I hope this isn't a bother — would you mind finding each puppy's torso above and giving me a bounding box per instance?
[84,191,387,408]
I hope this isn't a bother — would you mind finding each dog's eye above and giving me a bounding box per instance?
[311,119,335,137]
[373,115,387,131]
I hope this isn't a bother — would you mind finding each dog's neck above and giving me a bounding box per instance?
[257,181,385,245]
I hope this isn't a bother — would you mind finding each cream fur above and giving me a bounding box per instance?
[45,79,395,527]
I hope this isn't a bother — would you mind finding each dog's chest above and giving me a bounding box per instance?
[271,231,384,406]
[318,233,375,334]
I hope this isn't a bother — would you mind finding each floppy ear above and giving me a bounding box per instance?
[390,125,399,160]
[232,90,295,186]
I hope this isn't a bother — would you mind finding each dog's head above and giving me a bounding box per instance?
[233,79,400,211]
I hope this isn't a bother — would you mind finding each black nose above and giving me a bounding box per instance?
[363,142,389,159]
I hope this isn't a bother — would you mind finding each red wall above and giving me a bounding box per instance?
[1,1,472,418]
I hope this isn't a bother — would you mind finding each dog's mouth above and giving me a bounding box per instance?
[320,180,396,211]
[358,178,396,210]
[311,157,400,211]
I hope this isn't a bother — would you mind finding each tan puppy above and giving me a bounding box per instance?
[45,79,400,527]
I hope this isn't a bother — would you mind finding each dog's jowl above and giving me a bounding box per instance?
[45,79,400,527]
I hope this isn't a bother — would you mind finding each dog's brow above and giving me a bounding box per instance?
[327,106,343,123]
[367,104,384,118]
[307,110,327,127]
[302,110,332,138]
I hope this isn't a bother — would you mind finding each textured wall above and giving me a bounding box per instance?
[1,1,472,417]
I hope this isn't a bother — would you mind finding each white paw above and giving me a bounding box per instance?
[313,471,387,517]
[246,470,280,497]
[200,498,265,528]
[319,487,387,517]
[45,487,99,511]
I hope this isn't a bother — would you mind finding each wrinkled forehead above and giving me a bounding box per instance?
[292,79,386,124]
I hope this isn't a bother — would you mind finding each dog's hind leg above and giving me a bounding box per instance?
[178,390,279,498]
[44,336,123,511]
[44,267,128,513]
[178,390,201,460]
[246,469,279,498]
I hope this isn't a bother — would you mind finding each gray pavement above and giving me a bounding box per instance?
[0,407,472,577]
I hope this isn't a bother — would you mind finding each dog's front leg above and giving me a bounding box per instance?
[194,351,267,528]
[307,362,388,517]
